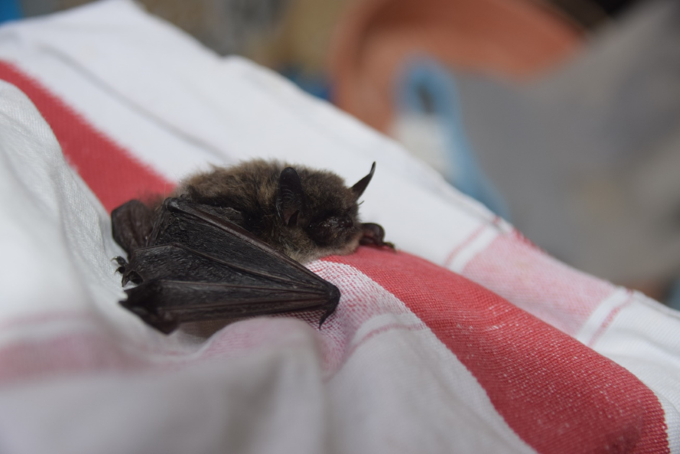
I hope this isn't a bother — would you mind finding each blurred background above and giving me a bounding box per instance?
[6,0,680,307]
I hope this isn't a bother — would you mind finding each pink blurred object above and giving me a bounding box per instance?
[330,0,583,131]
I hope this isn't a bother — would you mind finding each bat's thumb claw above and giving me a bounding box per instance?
[318,311,331,328]
[112,256,128,274]
[359,223,394,250]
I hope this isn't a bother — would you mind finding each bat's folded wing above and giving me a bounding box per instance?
[120,198,339,333]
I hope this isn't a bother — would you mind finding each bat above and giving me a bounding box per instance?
[111,160,392,334]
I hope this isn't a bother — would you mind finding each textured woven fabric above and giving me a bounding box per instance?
[0,1,677,452]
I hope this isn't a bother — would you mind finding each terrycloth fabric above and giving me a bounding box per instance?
[0,1,677,452]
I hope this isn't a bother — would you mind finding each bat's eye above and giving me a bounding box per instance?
[325,215,353,230]
[311,215,352,230]
[308,215,355,245]
[337,216,353,229]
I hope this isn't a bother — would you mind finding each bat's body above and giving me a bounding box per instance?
[111,160,391,333]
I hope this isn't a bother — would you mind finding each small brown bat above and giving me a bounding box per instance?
[111,160,391,333]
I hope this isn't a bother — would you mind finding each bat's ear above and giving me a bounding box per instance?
[350,162,376,200]
[277,167,306,226]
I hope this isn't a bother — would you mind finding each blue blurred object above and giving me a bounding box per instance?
[0,0,22,24]
[397,58,510,220]
[280,66,332,101]
[666,280,680,311]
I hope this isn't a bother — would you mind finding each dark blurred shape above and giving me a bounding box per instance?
[329,0,583,132]
[546,0,646,28]
[547,0,610,28]
[591,0,644,14]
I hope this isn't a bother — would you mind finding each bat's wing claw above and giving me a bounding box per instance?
[318,302,338,328]
[318,284,340,328]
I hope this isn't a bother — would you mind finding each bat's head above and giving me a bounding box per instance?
[275,163,376,263]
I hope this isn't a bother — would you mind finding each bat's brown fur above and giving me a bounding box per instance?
[171,160,367,263]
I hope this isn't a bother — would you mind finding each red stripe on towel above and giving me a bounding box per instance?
[0,60,173,212]
[327,247,669,453]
